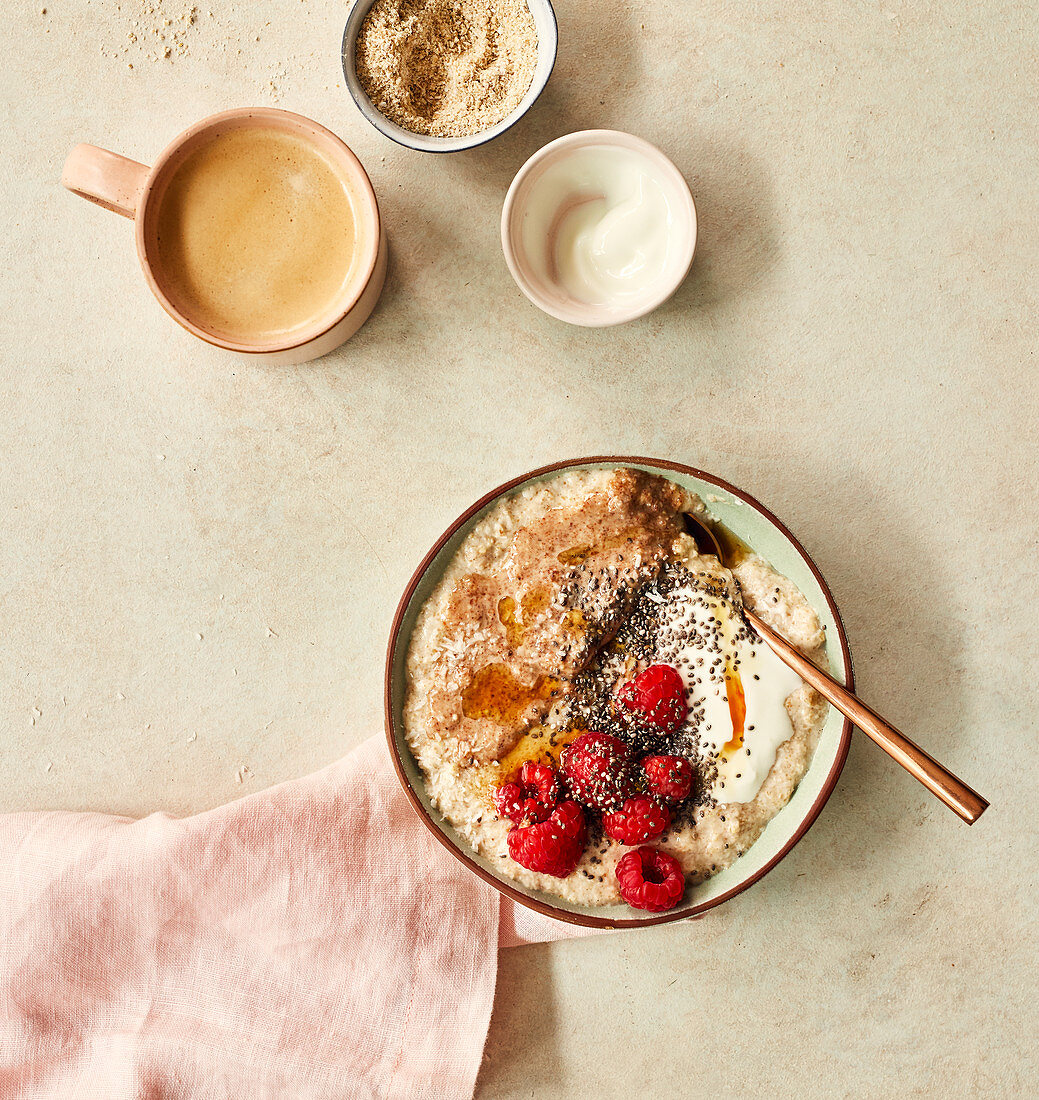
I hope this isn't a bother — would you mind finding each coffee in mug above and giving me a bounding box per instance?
[63,108,387,365]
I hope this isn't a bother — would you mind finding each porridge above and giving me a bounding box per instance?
[403,469,829,911]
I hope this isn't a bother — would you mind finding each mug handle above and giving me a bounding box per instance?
[62,144,150,219]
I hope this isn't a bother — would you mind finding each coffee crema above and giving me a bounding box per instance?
[155,126,361,344]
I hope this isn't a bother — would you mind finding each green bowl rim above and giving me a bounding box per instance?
[383,456,854,929]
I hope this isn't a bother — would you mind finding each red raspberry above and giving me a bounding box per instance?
[493,761,562,825]
[507,800,588,878]
[616,664,688,734]
[603,796,671,845]
[560,732,636,811]
[642,755,694,802]
[615,846,686,912]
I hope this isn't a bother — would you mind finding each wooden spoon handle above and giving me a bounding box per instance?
[745,609,989,824]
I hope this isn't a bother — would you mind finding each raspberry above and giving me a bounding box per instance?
[493,761,562,825]
[616,664,688,734]
[603,796,671,845]
[560,732,636,811]
[507,800,587,878]
[642,755,694,802]
[615,846,686,912]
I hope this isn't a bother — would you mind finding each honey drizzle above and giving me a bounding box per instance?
[497,589,552,649]
[721,667,747,756]
[563,608,587,632]
[497,724,584,777]
[556,528,641,566]
[496,596,523,648]
[474,724,586,812]
[460,663,562,727]
[521,589,549,618]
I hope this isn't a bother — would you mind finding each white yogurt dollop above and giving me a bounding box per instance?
[519,145,676,306]
[654,583,805,805]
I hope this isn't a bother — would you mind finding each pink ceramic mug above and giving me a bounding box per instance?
[63,107,387,365]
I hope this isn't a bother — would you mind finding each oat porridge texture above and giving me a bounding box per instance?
[404,469,830,907]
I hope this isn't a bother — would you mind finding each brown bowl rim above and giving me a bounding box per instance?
[383,456,854,929]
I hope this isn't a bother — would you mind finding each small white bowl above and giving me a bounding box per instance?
[341,0,558,154]
[501,129,697,326]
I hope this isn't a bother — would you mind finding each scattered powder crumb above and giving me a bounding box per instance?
[45,761,53,772]
[235,764,253,784]
[264,59,288,101]
[92,0,202,65]
[196,632,204,640]
[187,731,197,743]
[355,0,538,137]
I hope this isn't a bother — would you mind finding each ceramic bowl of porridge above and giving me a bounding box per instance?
[384,458,853,928]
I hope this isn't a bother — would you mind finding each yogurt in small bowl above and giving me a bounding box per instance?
[501,130,697,326]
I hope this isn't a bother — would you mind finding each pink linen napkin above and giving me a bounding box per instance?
[0,736,590,1099]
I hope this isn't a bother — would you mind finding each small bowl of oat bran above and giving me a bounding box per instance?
[342,0,557,153]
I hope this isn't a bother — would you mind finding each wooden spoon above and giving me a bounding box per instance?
[683,512,989,824]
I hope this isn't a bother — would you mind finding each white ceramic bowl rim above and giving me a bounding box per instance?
[341,0,559,153]
[384,457,854,929]
[501,130,698,327]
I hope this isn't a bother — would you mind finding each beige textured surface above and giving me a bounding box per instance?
[2,0,1036,1095]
